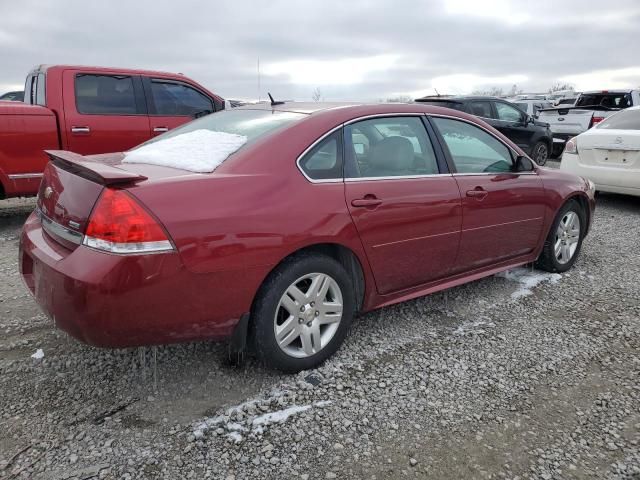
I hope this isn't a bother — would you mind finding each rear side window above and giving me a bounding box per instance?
[75,74,138,115]
[432,117,513,174]
[469,101,493,118]
[150,80,213,116]
[298,131,343,180]
[597,109,640,130]
[415,100,466,112]
[344,116,439,178]
[576,93,632,109]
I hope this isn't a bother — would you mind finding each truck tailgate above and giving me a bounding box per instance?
[538,108,595,136]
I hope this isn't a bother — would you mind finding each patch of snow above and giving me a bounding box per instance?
[496,267,561,299]
[252,404,312,427]
[31,348,44,359]
[454,320,495,336]
[227,431,243,443]
[123,129,247,173]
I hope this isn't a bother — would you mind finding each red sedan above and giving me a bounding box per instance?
[20,102,595,372]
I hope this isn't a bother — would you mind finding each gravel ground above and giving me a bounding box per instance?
[0,186,639,480]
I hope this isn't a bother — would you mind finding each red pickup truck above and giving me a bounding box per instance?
[0,65,224,198]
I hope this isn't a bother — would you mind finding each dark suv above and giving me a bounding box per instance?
[415,96,553,165]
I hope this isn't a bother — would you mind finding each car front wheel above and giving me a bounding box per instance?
[536,199,585,273]
[252,253,355,372]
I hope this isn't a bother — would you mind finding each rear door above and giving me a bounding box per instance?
[142,77,215,137]
[342,115,462,294]
[62,70,150,154]
[430,115,546,272]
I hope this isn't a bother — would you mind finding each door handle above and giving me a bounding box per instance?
[466,187,488,200]
[153,127,169,133]
[71,126,90,134]
[351,196,383,208]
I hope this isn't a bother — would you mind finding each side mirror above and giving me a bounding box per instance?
[514,155,535,172]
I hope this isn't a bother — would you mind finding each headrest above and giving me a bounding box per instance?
[369,136,414,171]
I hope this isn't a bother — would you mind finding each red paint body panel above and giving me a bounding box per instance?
[345,176,462,294]
[19,102,596,349]
[0,65,223,199]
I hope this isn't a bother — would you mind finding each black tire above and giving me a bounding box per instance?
[535,199,586,273]
[532,141,549,166]
[251,253,355,373]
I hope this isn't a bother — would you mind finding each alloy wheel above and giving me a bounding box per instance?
[273,273,343,358]
[554,211,580,264]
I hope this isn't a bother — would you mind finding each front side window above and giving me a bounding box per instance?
[469,101,493,119]
[432,117,513,174]
[150,80,213,116]
[597,109,640,130]
[299,131,343,180]
[344,116,439,178]
[75,74,137,114]
[495,102,524,122]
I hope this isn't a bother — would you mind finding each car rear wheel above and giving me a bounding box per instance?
[252,253,355,372]
[532,141,549,166]
[535,199,585,273]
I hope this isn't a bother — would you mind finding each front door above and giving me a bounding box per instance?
[430,116,546,272]
[493,100,536,155]
[343,115,462,294]
[143,77,216,137]
[62,71,150,155]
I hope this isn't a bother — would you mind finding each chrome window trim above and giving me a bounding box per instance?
[295,124,344,184]
[427,113,540,172]
[36,208,83,245]
[452,172,538,177]
[345,173,453,182]
[296,111,538,184]
[8,173,44,180]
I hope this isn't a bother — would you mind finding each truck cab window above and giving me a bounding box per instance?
[75,74,138,115]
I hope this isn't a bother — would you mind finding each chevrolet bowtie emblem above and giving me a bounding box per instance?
[43,186,53,199]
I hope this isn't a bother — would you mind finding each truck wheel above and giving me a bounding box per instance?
[535,199,585,273]
[532,141,549,166]
[251,253,355,372]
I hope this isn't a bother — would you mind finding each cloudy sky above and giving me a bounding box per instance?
[1,0,640,101]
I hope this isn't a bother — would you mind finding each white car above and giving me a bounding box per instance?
[561,106,640,196]
[510,99,554,117]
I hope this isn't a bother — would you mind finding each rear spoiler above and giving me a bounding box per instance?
[45,150,147,186]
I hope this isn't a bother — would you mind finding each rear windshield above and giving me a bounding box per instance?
[143,109,306,147]
[596,109,640,130]
[576,93,632,109]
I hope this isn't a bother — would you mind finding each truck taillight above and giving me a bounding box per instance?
[83,189,174,254]
[590,116,605,128]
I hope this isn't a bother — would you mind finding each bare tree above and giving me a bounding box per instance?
[471,86,504,97]
[312,87,322,102]
[509,84,523,96]
[548,82,575,93]
[385,95,413,103]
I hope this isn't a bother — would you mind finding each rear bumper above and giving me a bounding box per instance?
[560,153,640,197]
[19,212,265,348]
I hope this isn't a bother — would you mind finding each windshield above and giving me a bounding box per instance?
[140,109,306,148]
[597,109,640,130]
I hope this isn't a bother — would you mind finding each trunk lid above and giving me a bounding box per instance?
[538,108,598,136]
[37,150,201,249]
[577,130,640,170]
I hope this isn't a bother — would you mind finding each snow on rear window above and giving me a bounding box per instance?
[123,129,247,173]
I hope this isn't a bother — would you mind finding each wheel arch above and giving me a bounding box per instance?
[255,242,367,314]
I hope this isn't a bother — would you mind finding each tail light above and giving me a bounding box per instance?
[83,188,174,254]
[590,116,605,128]
[565,137,578,155]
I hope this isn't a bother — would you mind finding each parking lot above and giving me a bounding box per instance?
[1,174,639,479]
